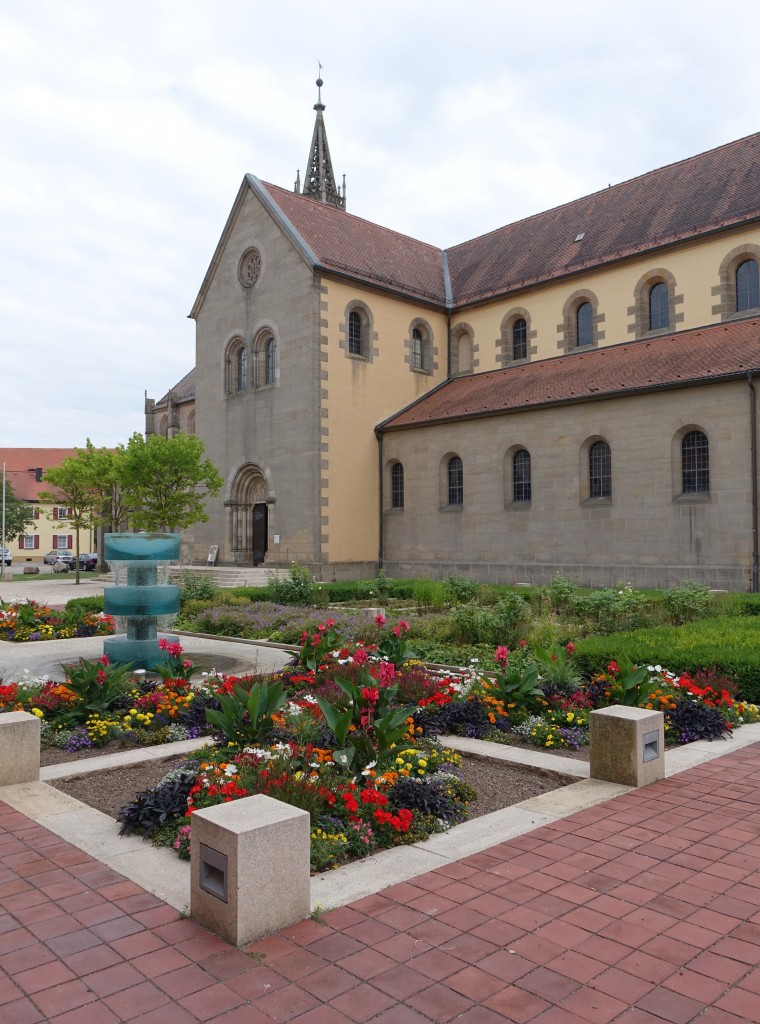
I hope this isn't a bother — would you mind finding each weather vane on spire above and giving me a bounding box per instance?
[316,61,323,105]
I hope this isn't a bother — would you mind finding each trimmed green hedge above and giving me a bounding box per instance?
[573,616,760,702]
[64,596,105,615]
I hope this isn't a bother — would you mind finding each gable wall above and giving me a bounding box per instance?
[191,187,324,565]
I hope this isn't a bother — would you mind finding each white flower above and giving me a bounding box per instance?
[361,761,377,776]
[223,764,238,776]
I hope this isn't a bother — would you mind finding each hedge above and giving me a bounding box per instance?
[572,616,760,702]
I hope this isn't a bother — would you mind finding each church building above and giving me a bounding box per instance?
[146,82,760,591]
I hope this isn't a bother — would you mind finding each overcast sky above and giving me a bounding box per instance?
[2,0,760,448]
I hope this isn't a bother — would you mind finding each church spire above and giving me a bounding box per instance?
[296,70,346,210]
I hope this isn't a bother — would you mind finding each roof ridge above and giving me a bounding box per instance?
[261,181,444,256]
[447,131,760,255]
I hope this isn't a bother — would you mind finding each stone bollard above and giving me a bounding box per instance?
[0,712,41,785]
[589,706,665,787]
[190,794,310,946]
[362,607,385,622]
[23,565,40,575]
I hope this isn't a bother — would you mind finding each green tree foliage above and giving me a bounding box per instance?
[121,432,223,531]
[1,479,35,542]
[39,458,99,583]
[76,440,133,532]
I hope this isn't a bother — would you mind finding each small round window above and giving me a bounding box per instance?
[238,247,262,288]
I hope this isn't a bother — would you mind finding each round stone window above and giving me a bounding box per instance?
[239,248,262,288]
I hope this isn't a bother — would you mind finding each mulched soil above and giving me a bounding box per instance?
[48,747,578,821]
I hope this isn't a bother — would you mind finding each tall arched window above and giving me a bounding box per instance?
[737,259,760,313]
[264,336,275,385]
[512,318,527,361]
[649,281,669,331]
[236,347,248,391]
[348,311,363,356]
[391,462,404,509]
[682,430,709,493]
[448,456,463,506]
[576,302,593,347]
[589,441,611,498]
[412,328,423,370]
[513,449,531,502]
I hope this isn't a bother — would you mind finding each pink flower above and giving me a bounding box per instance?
[374,614,386,627]
[393,625,401,637]
[398,620,410,632]
[519,639,527,647]
[566,642,575,654]
[158,638,167,650]
[183,660,192,669]
[378,662,396,686]
[325,618,335,627]
[353,648,369,666]
[494,646,509,667]
[98,655,109,666]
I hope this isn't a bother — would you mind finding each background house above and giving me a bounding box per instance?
[0,449,95,562]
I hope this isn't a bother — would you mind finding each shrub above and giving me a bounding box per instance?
[178,570,217,605]
[661,580,711,625]
[573,584,649,634]
[118,768,198,838]
[267,562,315,605]
[443,574,480,605]
[65,596,105,616]
[412,579,446,611]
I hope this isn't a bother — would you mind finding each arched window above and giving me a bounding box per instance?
[513,449,531,502]
[412,327,431,372]
[348,311,363,356]
[589,441,611,498]
[649,282,669,331]
[391,463,404,509]
[159,415,168,439]
[186,411,195,435]
[236,347,248,390]
[412,328,423,370]
[252,332,275,387]
[448,456,463,506]
[576,302,593,347]
[682,430,709,493]
[264,336,275,385]
[512,318,527,361]
[737,259,760,313]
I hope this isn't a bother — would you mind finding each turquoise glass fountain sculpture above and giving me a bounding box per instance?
[103,533,180,667]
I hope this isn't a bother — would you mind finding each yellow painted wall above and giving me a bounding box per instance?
[320,279,448,564]
[15,506,95,563]
[452,226,760,370]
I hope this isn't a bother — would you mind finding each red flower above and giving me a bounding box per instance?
[353,648,369,666]
[566,642,575,653]
[608,661,620,674]
[374,614,386,626]
[494,646,509,667]
[361,687,380,703]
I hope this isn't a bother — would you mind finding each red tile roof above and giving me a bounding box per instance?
[261,133,760,310]
[261,183,447,304]
[379,317,760,430]
[0,449,81,501]
[446,133,760,307]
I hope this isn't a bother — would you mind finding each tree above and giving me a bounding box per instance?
[1,479,35,542]
[121,432,223,531]
[39,459,98,584]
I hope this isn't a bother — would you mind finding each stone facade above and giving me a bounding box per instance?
[146,124,760,589]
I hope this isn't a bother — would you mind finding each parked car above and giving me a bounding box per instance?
[0,547,11,566]
[43,550,75,565]
[77,553,99,571]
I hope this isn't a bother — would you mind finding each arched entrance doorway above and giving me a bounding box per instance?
[227,464,272,566]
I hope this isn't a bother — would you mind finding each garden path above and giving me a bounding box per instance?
[3,739,760,1022]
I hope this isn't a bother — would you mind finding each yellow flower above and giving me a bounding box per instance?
[30,707,44,719]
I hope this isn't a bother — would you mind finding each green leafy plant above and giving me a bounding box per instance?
[603,655,651,706]
[443,574,480,605]
[376,618,417,668]
[204,679,287,747]
[298,619,342,672]
[533,643,583,692]
[316,674,411,773]
[486,645,544,711]
[61,656,135,722]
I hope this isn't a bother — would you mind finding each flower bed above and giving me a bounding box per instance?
[0,598,114,642]
[2,621,758,873]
